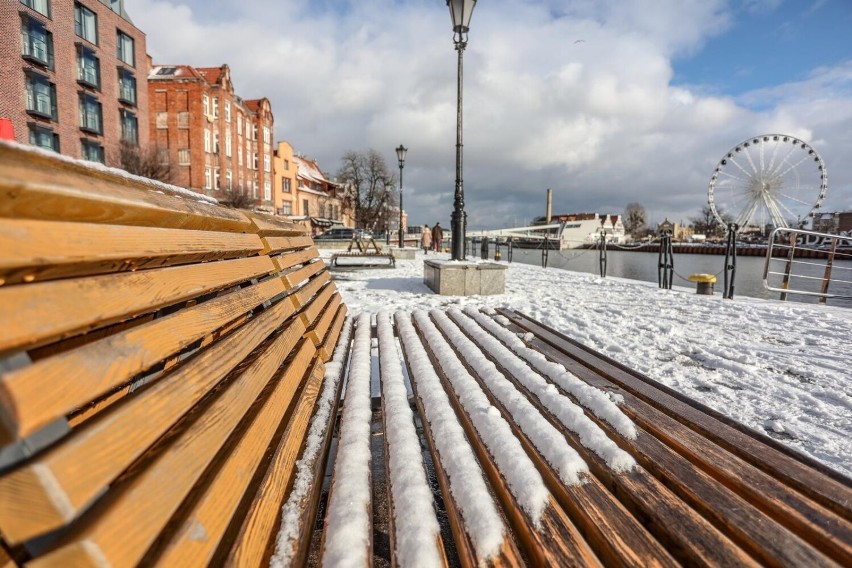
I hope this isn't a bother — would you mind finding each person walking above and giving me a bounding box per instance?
[421,224,432,254]
[432,222,443,252]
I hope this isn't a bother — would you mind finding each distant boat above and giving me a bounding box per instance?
[510,213,628,250]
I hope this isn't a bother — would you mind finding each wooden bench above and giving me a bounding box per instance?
[0,143,347,566]
[282,306,852,567]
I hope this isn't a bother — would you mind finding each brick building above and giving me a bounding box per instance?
[147,63,274,207]
[0,0,148,164]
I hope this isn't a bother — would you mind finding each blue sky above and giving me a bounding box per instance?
[133,0,852,229]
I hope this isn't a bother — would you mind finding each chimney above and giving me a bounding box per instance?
[546,188,552,224]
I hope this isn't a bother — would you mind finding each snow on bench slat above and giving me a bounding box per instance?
[471,307,637,440]
[322,313,373,567]
[394,312,506,561]
[413,310,550,525]
[376,311,443,567]
[431,309,589,486]
[460,308,636,472]
[270,316,353,567]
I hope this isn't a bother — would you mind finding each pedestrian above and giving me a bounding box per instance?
[421,224,432,254]
[432,222,443,252]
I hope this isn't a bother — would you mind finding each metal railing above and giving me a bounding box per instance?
[763,227,852,303]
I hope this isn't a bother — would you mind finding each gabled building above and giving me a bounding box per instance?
[1,0,148,164]
[147,63,274,208]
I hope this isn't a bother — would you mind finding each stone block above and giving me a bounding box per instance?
[423,260,507,296]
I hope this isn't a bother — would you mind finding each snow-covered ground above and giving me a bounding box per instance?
[325,250,852,478]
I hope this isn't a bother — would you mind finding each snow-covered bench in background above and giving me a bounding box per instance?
[280,307,851,567]
[0,143,346,566]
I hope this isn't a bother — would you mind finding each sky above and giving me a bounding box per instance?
[322,250,852,478]
[132,0,852,229]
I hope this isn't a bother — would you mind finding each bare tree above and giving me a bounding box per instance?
[219,189,256,210]
[336,149,397,229]
[115,141,172,183]
[690,204,731,238]
[623,202,646,236]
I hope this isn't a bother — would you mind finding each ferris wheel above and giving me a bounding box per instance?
[708,134,828,230]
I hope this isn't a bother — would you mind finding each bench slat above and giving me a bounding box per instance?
[0,301,302,544]
[0,278,286,443]
[30,320,313,566]
[318,304,347,362]
[155,341,318,566]
[283,260,324,289]
[298,284,335,332]
[0,255,276,355]
[264,235,314,256]
[272,248,318,272]
[224,357,325,567]
[0,219,264,285]
[290,270,331,310]
[306,294,342,349]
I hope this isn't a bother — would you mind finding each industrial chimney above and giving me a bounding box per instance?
[546,188,552,224]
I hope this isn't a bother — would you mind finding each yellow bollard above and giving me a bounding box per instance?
[688,273,716,295]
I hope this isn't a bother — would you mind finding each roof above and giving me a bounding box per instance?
[293,155,329,186]
[148,65,205,80]
[196,67,223,85]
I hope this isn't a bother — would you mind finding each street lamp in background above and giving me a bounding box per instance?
[447,0,476,261]
[396,144,407,248]
[384,186,391,246]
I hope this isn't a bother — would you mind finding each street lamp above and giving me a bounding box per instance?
[396,144,407,248]
[384,186,390,246]
[447,0,476,260]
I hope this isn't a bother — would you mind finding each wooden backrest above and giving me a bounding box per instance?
[0,143,347,566]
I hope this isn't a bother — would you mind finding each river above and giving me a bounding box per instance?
[477,243,852,309]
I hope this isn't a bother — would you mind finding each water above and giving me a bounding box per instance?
[477,243,852,309]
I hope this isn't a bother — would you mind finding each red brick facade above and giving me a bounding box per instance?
[147,63,274,207]
[0,0,148,165]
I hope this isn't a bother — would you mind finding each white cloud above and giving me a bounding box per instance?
[131,0,852,227]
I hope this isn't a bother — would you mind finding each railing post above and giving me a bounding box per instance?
[723,223,738,299]
[658,231,673,289]
[599,231,607,278]
[508,237,513,263]
[779,231,798,302]
[819,236,838,303]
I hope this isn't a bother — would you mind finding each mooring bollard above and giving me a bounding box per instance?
[494,246,501,261]
[688,273,717,295]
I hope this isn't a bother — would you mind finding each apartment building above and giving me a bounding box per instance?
[0,0,148,164]
[147,63,274,207]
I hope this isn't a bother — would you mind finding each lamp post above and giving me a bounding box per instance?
[447,0,476,260]
[384,186,390,246]
[396,144,407,248]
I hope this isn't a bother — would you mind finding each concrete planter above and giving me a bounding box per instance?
[423,259,507,296]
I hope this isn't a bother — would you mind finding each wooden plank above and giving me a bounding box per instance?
[0,255,276,355]
[263,235,313,256]
[28,320,313,566]
[318,305,347,362]
[501,309,852,521]
[395,313,523,567]
[0,301,303,545]
[306,294,342,348]
[0,219,264,285]
[244,211,307,237]
[298,285,335,332]
[290,270,331,310]
[283,260,324,289]
[0,278,287,443]
[272,248,318,272]
[223,358,326,567]
[0,143,252,233]
[154,343,319,566]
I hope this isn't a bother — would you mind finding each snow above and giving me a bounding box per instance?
[321,313,373,567]
[375,311,443,567]
[270,317,353,567]
[328,251,852,478]
[394,312,507,560]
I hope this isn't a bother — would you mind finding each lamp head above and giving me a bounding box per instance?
[395,144,408,165]
[447,0,476,43]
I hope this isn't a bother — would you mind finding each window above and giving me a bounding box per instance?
[156,112,168,129]
[21,16,54,69]
[213,132,219,154]
[116,31,134,66]
[302,199,310,216]
[252,124,257,141]
[108,0,120,14]
[264,180,271,201]
[204,168,211,189]
[237,114,242,135]
[178,111,189,129]
[245,120,250,138]
[264,154,270,172]
[204,129,211,153]
[237,146,242,166]
[20,0,50,18]
[253,179,258,198]
[283,159,289,170]
[252,152,258,170]
[178,148,190,165]
[283,178,291,193]
[224,101,231,122]
[263,126,270,144]
[76,44,100,88]
[80,138,104,163]
[25,71,56,120]
[214,168,220,190]
[226,170,232,190]
[212,97,218,118]
[158,148,169,166]
[202,94,209,116]
[225,132,231,157]
[28,123,58,152]
[117,69,136,105]
[78,93,102,134]
[74,3,97,44]
[280,201,292,215]
[319,203,326,218]
[119,108,137,143]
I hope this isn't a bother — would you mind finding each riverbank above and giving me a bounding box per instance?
[324,250,852,478]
